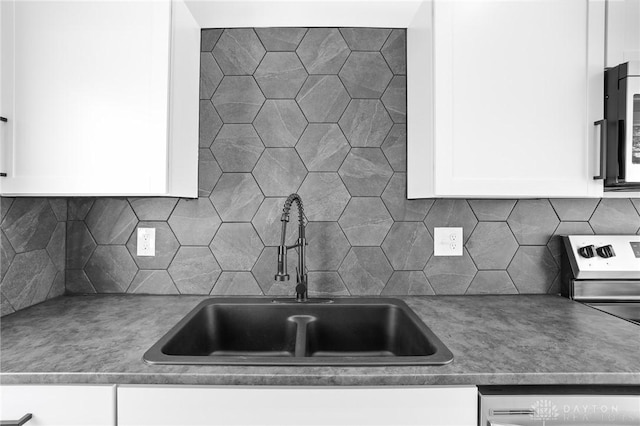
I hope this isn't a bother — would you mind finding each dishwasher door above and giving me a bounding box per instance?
[479,387,640,426]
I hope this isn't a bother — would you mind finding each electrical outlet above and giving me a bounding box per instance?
[137,228,156,257]
[434,227,463,256]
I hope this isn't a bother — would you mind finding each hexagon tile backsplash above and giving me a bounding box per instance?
[1,28,640,315]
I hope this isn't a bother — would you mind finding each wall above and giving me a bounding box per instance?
[0,197,66,315]
[2,28,640,316]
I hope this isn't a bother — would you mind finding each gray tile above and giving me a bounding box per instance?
[296,76,350,123]
[339,197,393,246]
[1,197,14,223]
[306,222,350,271]
[296,124,350,171]
[308,271,350,296]
[212,76,265,123]
[254,52,308,98]
[339,52,393,99]
[0,291,15,316]
[589,199,640,234]
[466,222,518,270]
[424,199,478,243]
[507,246,558,294]
[507,199,559,245]
[297,173,350,221]
[339,100,392,147]
[339,148,393,196]
[549,199,600,221]
[128,270,178,294]
[296,28,349,74]
[1,231,15,282]
[46,222,66,272]
[67,198,94,220]
[547,222,593,265]
[211,272,263,295]
[381,271,434,296]
[339,28,392,51]
[168,247,221,294]
[3,198,57,253]
[65,270,96,294]
[199,100,223,148]
[210,223,264,270]
[47,271,65,299]
[381,76,406,123]
[1,250,57,310]
[252,148,307,196]
[210,173,264,222]
[168,198,221,245]
[381,124,406,172]
[468,200,516,221]
[198,148,223,197]
[126,222,180,270]
[85,246,137,293]
[48,199,67,221]
[211,124,264,172]
[201,29,223,52]
[66,221,96,269]
[381,173,433,221]
[253,100,307,148]
[382,222,433,270]
[252,198,298,247]
[381,29,406,74]
[255,28,307,51]
[85,199,138,245]
[200,52,223,99]
[424,249,477,295]
[338,247,393,295]
[212,29,265,75]
[251,246,279,294]
[466,271,517,295]
[632,198,640,215]
[128,198,178,221]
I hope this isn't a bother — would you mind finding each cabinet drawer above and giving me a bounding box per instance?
[0,385,116,426]
[118,385,477,426]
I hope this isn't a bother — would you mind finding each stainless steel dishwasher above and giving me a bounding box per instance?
[479,386,640,426]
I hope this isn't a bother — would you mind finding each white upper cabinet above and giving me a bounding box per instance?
[409,0,606,198]
[0,0,199,196]
[606,0,640,67]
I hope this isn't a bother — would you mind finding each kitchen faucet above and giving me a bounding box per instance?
[275,193,308,302]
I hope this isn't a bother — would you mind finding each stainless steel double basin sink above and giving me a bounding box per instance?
[143,298,453,366]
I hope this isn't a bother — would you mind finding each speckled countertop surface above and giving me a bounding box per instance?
[1,294,639,386]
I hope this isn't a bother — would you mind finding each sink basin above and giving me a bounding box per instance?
[143,298,453,366]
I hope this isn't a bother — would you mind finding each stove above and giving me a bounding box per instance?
[561,235,640,325]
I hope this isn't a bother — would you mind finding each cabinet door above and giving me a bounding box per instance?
[431,0,604,197]
[0,385,116,426]
[118,385,477,426]
[0,0,171,196]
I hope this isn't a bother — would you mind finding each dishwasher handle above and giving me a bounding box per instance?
[0,414,32,426]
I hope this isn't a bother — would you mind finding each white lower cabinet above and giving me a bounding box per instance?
[117,385,478,426]
[0,385,116,426]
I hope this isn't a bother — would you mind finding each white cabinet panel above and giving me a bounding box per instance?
[0,385,116,426]
[118,385,477,426]
[427,0,604,198]
[0,0,198,197]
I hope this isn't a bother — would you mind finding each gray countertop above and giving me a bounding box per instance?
[1,294,639,386]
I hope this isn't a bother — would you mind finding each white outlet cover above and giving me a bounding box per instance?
[434,227,463,256]
[137,228,156,257]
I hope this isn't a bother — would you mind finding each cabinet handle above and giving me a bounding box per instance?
[0,116,6,176]
[0,414,33,426]
[0,117,7,122]
[593,119,607,180]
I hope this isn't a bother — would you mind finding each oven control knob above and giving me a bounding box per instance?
[578,245,595,258]
[596,245,616,258]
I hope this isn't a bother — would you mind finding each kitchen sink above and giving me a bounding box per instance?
[143,298,453,366]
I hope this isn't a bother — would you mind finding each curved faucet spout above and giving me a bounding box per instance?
[275,194,308,302]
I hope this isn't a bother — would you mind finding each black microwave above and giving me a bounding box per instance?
[596,61,640,190]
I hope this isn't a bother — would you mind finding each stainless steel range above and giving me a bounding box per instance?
[561,235,640,325]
